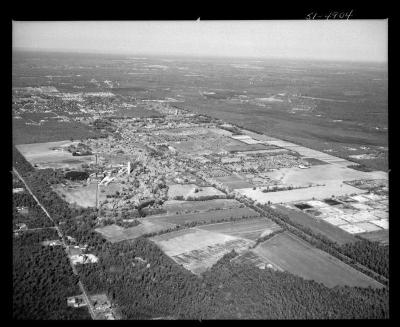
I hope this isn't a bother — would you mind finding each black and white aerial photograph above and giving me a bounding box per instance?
[12,17,389,320]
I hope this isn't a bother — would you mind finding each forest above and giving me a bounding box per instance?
[12,192,53,229]
[12,146,389,319]
[77,238,389,319]
[13,230,91,320]
[258,203,389,283]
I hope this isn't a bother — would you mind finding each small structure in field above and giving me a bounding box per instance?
[67,295,87,308]
[70,253,99,265]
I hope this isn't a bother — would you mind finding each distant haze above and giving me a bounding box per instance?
[13,20,388,63]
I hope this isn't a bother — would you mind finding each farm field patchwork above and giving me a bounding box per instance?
[95,220,177,243]
[274,205,358,245]
[264,164,387,188]
[252,231,384,288]
[197,217,282,241]
[52,182,122,208]
[161,199,244,214]
[214,174,254,189]
[167,184,225,200]
[237,181,366,204]
[150,228,254,275]
[15,140,95,169]
[146,207,259,225]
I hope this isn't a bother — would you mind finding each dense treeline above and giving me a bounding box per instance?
[12,146,33,175]
[77,238,389,319]
[257,203,389,283]
[12,192,53,228]
[65,171,89,181]
[340,240,389,279]
[13,231,91,320]
[12,147,389,319]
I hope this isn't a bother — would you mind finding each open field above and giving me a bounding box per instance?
[146,207,259,225]
[214,174,254,189]
[358,229,389,245]
[197,217,282,241]
[95,220,177,243]
[151,228,254,274]
[232,251,279,270]
[161,199,243,214]
[224,143,269,153]
[15,140,95,170]
[237,181,366,204]
[167,184,225,200]
[13,119,100,145]
[52,182,122,208]
[264,164,387,187]
[274,205,358,245]
[252,232,384,288]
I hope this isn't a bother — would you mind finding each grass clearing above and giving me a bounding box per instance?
[95,220,176,243]
[167,184,225,200]
[358,229,389,245]
[161,199,243,214]
[15,140,95,170]
[253,231,384,288]
[274,205,358,245]
[214,175,254,189]
[52,182,122,208]
[146,207,259,225]
[151,228,254,275]
[198,217,282,241]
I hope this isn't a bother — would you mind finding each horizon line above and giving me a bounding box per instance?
[13,47,388,65]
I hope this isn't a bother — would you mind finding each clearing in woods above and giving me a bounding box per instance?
[150,228,254,275]
[145,207,259,225]
[161,199,244,214]
[197,217,282,241]
[252,231,384,288]
[15,141,95,170]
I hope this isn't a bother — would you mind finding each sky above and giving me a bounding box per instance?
[12,20,388,62]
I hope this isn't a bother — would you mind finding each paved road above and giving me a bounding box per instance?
[12,168,97,320]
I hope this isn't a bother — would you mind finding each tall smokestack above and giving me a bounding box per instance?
[127,161,131,175]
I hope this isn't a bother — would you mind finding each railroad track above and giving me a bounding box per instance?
[12,168,97,320]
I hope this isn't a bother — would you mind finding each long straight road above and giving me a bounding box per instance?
[12,167,97,320]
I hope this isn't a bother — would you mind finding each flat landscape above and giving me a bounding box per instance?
[358,229,389,245]
[237,181,366,204]
[12,47,389,320]
[274,205,358,245]
[146,207,259,225]
[161,199,244,214]
[96,220,177,243]
[16,141,95,169]
[252,232,384,288]
[151,228,254,275]
[197,217,282,241]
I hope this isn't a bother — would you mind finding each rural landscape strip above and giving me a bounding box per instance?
[241,198,388,285]
[166,157,389,286]
[13,167,97,320]
[177,164,387,285]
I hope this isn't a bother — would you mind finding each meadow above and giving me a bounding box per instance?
[253,232,384,288]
